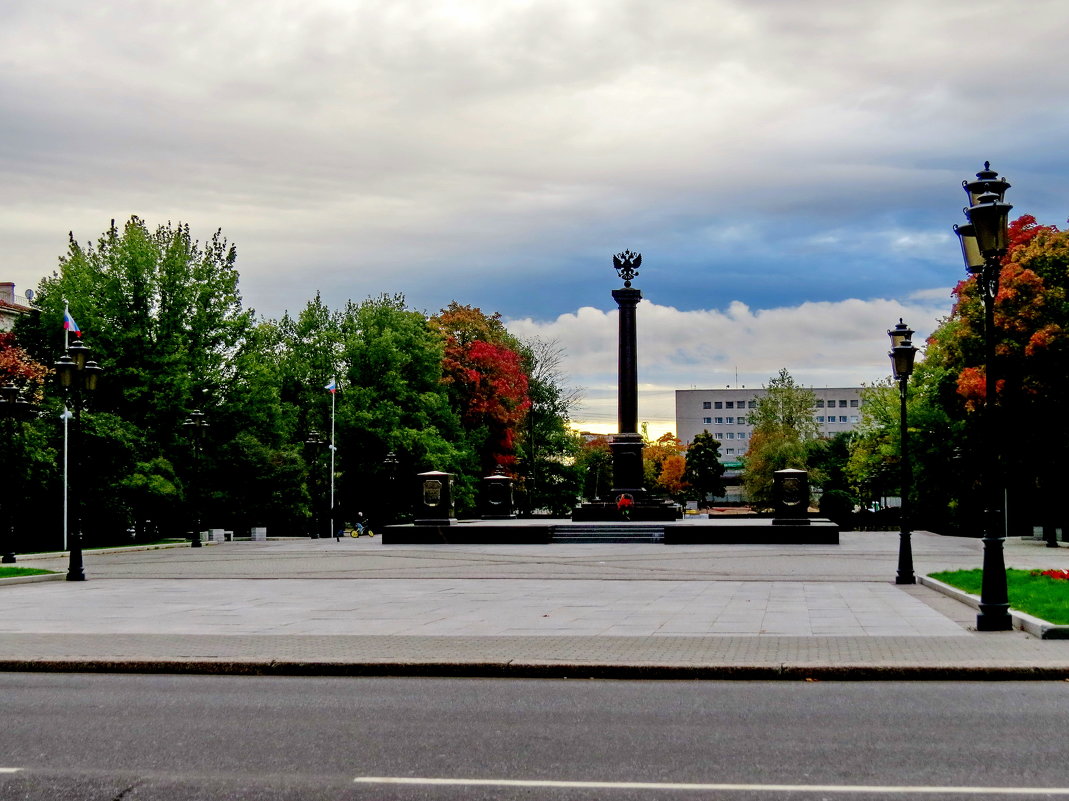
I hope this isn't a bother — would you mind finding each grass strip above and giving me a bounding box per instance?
[0,566,56,578]
[929,568,1069,625]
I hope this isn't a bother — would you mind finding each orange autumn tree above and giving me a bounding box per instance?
[924,212,1069,532]
[0,331,48,398]
[642,432,689,499]
[432,302,531,473]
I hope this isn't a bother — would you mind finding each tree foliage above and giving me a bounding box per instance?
[682,431,726,502]
[743,369,817,509]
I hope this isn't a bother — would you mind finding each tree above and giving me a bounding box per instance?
[13,217,256,543]
[643,432,687,497]
[338,294,469,515]
[682,431,726,503]
[743,369,818,509]
[518,337,582,515]
[919,213,1069,535]
[433,302,531,477]
[575,435,612,502]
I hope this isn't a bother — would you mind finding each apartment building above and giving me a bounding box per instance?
[675,386,865,462]
[0,282,34,331]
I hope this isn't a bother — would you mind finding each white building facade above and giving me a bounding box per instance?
[675,386,865,462]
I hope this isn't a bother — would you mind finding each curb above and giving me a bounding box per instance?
[11,540,216,562]
[0,573,64,586]
[920,575,1069,640]
[0,659,1067,681]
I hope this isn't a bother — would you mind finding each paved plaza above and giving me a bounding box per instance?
[2,532,1069,677]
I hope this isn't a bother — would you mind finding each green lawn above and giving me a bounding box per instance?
[0,566,57,578]
[929,568,1069,625]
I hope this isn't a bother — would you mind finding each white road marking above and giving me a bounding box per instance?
[0,769,23,774]
[354,776,1069,795]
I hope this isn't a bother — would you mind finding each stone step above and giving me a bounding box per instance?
[550,525,664,544]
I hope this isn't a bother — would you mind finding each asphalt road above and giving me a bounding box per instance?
[1,674,1067,799]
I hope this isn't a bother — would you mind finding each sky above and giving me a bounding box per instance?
[2,0,1067,437]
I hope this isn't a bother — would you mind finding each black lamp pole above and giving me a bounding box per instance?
[54,338,103,582]
[954,161,1014,632]
[888,320,918,585]
[183,409,209,548]
[383,450,399,526]
[1,382,35,563]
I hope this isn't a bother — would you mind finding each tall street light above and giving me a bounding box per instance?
[954,161,1013,632]
[1,381,35,563]
[54,338,103,582]
[888,319,918,585]
[183,409,209,548]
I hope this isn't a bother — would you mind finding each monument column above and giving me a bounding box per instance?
[610,251,645,496]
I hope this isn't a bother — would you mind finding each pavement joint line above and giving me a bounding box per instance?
[351,776,1069,795]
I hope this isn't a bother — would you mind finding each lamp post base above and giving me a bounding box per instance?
[976,609,1012,631]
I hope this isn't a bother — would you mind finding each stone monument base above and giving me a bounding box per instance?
[571,500,681,522]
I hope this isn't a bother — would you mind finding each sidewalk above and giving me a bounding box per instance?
[2,532,1068,678]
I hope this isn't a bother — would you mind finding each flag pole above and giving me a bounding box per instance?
[62,298,70,551]
[62,408,69,551]
[330,381,337,540]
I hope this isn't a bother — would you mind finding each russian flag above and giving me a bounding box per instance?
[324,379,336,393]
[63,310,81,336]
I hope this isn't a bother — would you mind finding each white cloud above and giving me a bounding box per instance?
[507,291,954,434]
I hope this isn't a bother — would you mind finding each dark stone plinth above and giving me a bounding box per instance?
[382,517,837,544]
[663,519,838,544]
[383,522,550,545]
[772,468,811,525]
[571,500,681,522]
[415,470,455,525]
[609,433,645,497]
[480,469,515,520]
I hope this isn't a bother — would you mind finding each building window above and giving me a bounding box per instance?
[738,432,746,439]
[725,417,734,424]
[737,416,747,425]
[816,400,824,408]
[702,401,711,409]
[726,401,734,409]
[748,400,757,409]
[726,432,735,439]
[840,415,848,423]
[726,448,735,455]
[714,402,723,409]
[839,400,848,408]
[850,416,859,423]
[703,417,712,424]
[816,416,825,423]
[850,399,859,407]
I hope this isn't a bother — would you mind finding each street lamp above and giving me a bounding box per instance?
[1,382,35,563]
[182,409,209,548]
[383,450,399,526]
[887,319,918,585]
[953,161,1013,631]
[54,339,104,581]
[304,430,327,538]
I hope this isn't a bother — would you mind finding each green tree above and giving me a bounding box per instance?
[13,217,256,543]
[743,369,818,509]
[518,337,582,515]
[683,431,726,503]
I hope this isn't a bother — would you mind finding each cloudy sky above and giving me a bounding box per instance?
[3,0,1066,435]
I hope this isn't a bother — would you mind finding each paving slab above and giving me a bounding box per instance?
[2,532,1068,678]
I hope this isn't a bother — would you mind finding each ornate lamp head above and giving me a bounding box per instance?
[612,250,642,287]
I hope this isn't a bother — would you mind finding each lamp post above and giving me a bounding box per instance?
[383,450,399,526]
[953,161,1013,632]
[182,409,209,548]
[1,382,35,563]
[54,338,103,582]
[888,319,918,585]
[304,430,327,538]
